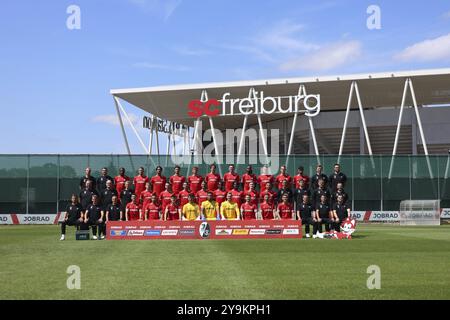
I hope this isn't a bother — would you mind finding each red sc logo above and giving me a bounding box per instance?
[187,99,221,118]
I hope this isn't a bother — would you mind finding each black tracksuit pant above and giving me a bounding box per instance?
[89,220,106,236]
[61,219,82,235]
[301,217,315,234]
[313,217,331,234]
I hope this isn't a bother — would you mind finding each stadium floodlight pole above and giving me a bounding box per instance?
[209,116,223,177]
[115,96,149,154]
[338,82,355,163]
[237,88,256,165]
[286,85,305,169]
[408,79,434,179]
[389,78,409,179]
[113,96,132,155]
[257,114,269,161]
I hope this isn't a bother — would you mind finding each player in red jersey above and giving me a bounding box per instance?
[151,166,167,197]
[214,181,227,208]
[275,165,292,190]
[277,193,294,220]
[125,194,141,221]
[114,167,130,196]
[241,194,257,220]
[164,195,180,221]
[159,182,174,212]
[133,167,149,200]
[293,166,310,189]
[178,182,190,208]
[223,164,240,192]
[244,181,259,206]
[205,164,221,191]
[139,182,154,208]
[257,166,274,192]
[169,165,185,195]
[260,194,276,220]
[230,181,244,208]
[241,165,257,193]
[143,194,161,220]
[196,181,209,207]
[187,166,203,194]
[259,182,277,205]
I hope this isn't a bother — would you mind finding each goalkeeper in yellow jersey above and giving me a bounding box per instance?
[220,192,241,220]
[201,191,220,220]
[181,193,201,221]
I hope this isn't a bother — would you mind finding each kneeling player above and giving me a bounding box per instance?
[220,192,240,220]
[164,195,180,221]
[201,191,219,220]
[85,194,104,240]
[60,194,84,240]
[313,195,332,236]
[241,194,257,220]
[331,195,351,231]
[296,194,315,238]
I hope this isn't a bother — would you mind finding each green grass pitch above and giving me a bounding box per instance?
[0,224,449,300]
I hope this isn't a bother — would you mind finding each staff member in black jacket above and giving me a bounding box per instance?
[120,180,134,220]
[79,167,96,190]
[79,180,98,211]
[313,195,332,236]
[310,164,328,190]
[100,180,117,210]
[96,167,114,194]
[331,195,352,232]
[277,180,293,204]
[329,163,347,193]
[60,194,84,241]
[84,194,104,240]
[296,194,315,238]
[312,179,330,208]
[294,179,310,211]
[105,195,122,222]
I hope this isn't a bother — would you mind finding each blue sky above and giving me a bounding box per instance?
[0,0,449,154]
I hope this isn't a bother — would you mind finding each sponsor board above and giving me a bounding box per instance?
[266,229,282,235]
[216,229,232,235]
[144,230,161,236]
[161,229,179,236]
[127,229,145,236]
[441,208,450,219]
[0,215,13,225]
[232,229,249,235]
[282,229,300,235]
[110,230,127,236]
[179,229,195,236]
[249,229,266,235]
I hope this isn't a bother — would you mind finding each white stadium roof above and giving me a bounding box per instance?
[111,68,450,130]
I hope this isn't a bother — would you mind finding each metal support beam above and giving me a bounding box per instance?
[354,82,373,155]
[209,116,223,177]
[338,82,355,158]
[113,96,132,155]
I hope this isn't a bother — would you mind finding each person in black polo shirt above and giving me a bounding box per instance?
[79,167,96,190]
[332,195,351,232]
[313,195,332,237]
[277,180,293,204]
[296,194,315,238]
[331,182,348,208]
[120,180,134,220]
[329,163,347,193]
[79,180,98,211]
[310,164,328,190]
[96,167,114,194]
[312,179,330,208]
[100,180,117,211]
[105,195,122,222]
[59,194,84,240]
[84,194,104,240]
[294,179,310,211]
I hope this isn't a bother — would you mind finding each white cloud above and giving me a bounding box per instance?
[395,33,450,62]
[280,40,362,72]
[128,0,182,21]
[443,11,450,19]
[92,114,140,127]
[173,45,211,56]
[132,62,190,71]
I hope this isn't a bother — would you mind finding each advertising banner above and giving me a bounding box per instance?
[106,220,303,240]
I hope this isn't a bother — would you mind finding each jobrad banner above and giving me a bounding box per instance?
[106,220,303,240]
